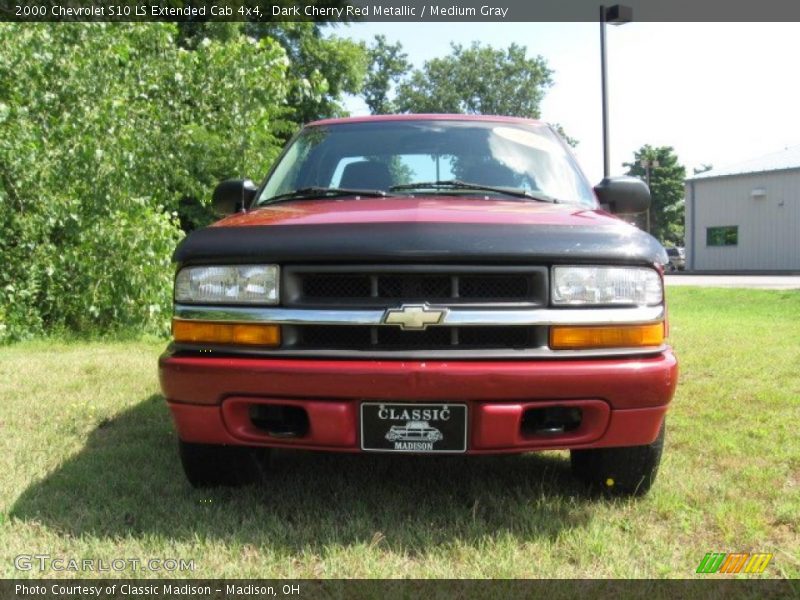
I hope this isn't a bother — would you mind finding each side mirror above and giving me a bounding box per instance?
[594,176,651,214]
[212,179,258,215]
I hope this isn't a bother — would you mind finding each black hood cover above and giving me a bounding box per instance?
[173,222,667,267]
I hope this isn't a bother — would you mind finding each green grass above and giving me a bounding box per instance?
[0,288,798,579]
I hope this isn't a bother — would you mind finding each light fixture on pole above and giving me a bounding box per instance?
[600,4,632,179]
[640,158,660,233]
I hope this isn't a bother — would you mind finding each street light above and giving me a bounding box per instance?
[600,4,633,178]
[640,158,660,233]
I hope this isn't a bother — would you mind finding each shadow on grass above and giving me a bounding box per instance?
[12,394,602,553]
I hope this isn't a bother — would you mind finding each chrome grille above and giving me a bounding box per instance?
[172,302,667,358]
[279,265,548,352]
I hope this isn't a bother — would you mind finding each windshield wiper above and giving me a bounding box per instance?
[261,186,387,205]
[389,180,559,203]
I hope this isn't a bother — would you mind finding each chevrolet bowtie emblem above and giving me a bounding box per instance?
[383,304,449,331]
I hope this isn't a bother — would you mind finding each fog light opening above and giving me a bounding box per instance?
[249,404,309,439]
[521,406,582,437]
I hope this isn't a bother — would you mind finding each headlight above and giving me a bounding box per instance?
[175,265,279,304]
[552,266,662,306]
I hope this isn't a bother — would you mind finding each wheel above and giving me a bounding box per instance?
[570,422,665,496]
[178,441,269,488]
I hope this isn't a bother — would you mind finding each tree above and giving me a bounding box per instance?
[394,42,553,118]
[624,146,687,245]
[362,35,411,115]
[179,20,369,129]
[174,21,367,225]
[245,22,368,127]
[0,21,371,342]
[359,40,578,145]
[0,23,291,340]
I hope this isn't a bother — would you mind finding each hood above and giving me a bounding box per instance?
[174,196,667,266]
[214,196,610,228]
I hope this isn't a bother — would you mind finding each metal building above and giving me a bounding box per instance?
[685,146,800,271]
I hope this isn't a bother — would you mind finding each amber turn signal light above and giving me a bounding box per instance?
[550,322,664,350]
[172,319,281,346]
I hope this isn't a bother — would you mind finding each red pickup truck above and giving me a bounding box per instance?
[159,114,677,495]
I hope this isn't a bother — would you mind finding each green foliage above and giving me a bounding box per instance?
[624,145,687,245]
[0,23,291,341]
[246,22,368,127]
[362,35,411,115]
[363,40,575,144]
[395,42,553,118]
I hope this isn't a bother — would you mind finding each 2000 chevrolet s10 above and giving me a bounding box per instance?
[158,115,678,495]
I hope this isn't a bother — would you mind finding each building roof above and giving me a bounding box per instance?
[689,145,800,181]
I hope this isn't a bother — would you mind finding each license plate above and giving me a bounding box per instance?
[360,402,467,453]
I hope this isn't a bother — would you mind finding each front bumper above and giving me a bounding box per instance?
[159,349,678,453]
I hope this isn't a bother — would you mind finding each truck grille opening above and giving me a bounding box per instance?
[302,275,372,299]
[278,265,548,354]
[294,325,535,350]
[287,267,546,306]
[378,274,451,299]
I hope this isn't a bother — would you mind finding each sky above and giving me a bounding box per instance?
[333,22,800,184]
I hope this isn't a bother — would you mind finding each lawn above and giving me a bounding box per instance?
[0,288,798,579]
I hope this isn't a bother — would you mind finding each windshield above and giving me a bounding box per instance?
[256,119,596,207]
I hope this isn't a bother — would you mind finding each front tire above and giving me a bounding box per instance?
[570,422,665,496]
[178,441,269,488]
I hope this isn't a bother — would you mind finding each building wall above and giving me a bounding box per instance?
[685,169,800,271]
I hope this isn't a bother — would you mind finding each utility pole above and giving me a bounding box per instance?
[599,5,632,179]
